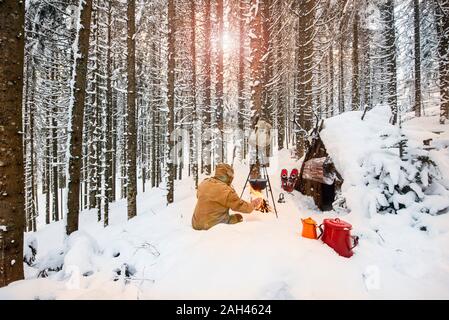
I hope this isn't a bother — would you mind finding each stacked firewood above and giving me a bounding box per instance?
[257,199,272,213]
[303,157,335,185]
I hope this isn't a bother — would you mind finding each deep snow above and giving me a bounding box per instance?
[1,108,449,300]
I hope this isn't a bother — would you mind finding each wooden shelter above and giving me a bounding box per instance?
[295,126,342,211]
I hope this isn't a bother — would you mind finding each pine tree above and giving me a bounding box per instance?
[435,0,449,124]
[166,0,176,204]
[104,0,114,226]
[238,0,247,159]
[414,0,422,117]
[190,0,199,188]
[352,9,360,111]
[127,0,137,218]
[203,0,212,175]
[249,0,264,170]
[0,0,26,287]
[216,0,225,162]
[381,0,398,125]
[294,0,316,158]
[66,0,94,235]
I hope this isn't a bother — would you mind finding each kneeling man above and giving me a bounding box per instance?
[192,163,261,230]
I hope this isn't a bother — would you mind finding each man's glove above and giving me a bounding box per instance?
[251,198,263,209]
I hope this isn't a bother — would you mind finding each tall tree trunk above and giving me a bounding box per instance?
[329,43,334,117]
[238,0,246,159]
[166,0,176,204]
[111,62,117,202]
[95,5,102,222]
[436,0,449,124]
[295,0,315,158]
[104,0,113,227]
[29,66,37,232]
[88,7,98,210]
[216,0,224,162]
[156,106,161,186]
[338,32,345,114]
[190,0,199,188]
[121,106,127,200]
[383,0,398,125]
[45,105,51,224]
[362,23,372,111]
[262,0,273,121]
[277,43,285,150]
[151,40,158,189]
[66,0,94,235]
[52,75,59,222]
[203,0,212,175]
[413,0,422,117]
[352,11,360,111]
[249,0,264,170]
[127,0,137,218]
[0,0,25,287]
[88,112,96,208]
[24,58,34,232]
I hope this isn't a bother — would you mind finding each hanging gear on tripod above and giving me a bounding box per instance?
[240,165,279,218]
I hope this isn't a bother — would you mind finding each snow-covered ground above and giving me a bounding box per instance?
[1,108,449,300]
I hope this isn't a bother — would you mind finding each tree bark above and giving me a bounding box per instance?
[127,0,137,218]
[216,0,224,162]
[238,0,246,159]
[249,0,264,169]
[203,0,212,175]
[329,43,334,117]
[151,40,158,189]
[66,0,94,235]
[436,0,449,124]
[166,0,176,204]
[0,0,25,287]
[338,31,345,114]
[45,104,51,224]
[295,0,315,158]
[104,0,113,226]
[414,0,422,117]
[352,11,360,111]
[94,5,102,222]
[29,66,37,232]
[52,70,59,222]
[190,0,199,188]
[277,41,285,150]
[382,0,398,125]
[262,0,273,121]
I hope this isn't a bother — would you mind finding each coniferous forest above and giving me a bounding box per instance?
[0,0,449,300]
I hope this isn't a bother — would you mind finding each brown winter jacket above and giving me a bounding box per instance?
[192,168,255,230]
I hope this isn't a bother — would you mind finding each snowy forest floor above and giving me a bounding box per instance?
[1,114,449,299]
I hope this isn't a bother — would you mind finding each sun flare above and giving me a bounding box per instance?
[222,31,236,51]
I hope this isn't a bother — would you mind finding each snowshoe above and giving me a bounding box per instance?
[285,168,299,193]
[281,169,289,191]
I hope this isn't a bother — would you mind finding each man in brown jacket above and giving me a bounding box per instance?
[192,164,262,230]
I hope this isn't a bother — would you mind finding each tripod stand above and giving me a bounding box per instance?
[240,165,279,219]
